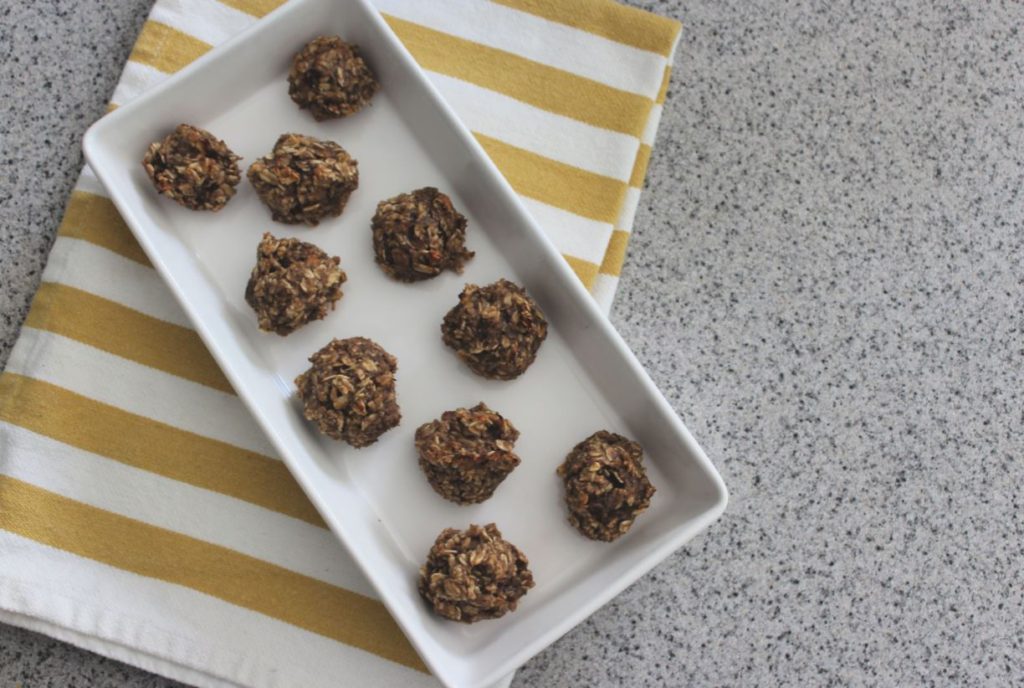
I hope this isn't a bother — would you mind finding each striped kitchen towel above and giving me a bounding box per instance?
[0,1,681,687]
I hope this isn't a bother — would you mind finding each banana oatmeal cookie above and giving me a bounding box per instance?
[419,523,534,623]
[288,36,378,121]
[415,403,520,504]
[245,233,346,335]
[557,430,655,542]
[372,187,473,282]
[248,133,358,225]
[294,337,400,447]
[142,124,240,211]
[440,279,547,380]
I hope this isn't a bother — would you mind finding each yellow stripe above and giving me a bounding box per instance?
[563,254,599,289]
[493,0,681,57]
[599,229,630,276]
[384,15,652,137]
[475,134,625,224]
[629,144,652,188]
[58,191,151,267]
[0,374,321,526]
[105,102,118,113]
[129,20,211,74]
[215,0,284,18]
[0,476,425,672]
[657,65,672,104]
[25,283,232,394]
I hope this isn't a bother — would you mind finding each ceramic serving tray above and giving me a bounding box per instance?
[83,1,727,685]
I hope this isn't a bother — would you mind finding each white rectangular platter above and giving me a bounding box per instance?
[83,1,727,686]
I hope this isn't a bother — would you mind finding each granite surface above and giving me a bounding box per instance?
[2,0,1023,686]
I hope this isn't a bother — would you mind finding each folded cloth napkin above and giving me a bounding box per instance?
[0,1,681,686]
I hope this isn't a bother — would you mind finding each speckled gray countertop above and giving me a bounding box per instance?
[2,1,1023,686]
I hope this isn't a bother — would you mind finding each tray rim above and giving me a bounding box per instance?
[83,1,729,686]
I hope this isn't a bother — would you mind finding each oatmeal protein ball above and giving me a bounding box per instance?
[441,279,548,380]
[419,523,534,623]
[294,337,400,447]
[247,133,359,225]
[288,36,378,121]
[244,232,346,336]
[415,403,520,504]
[372,187,473,282]
[142,123,240,211]
[557,431,655,542]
